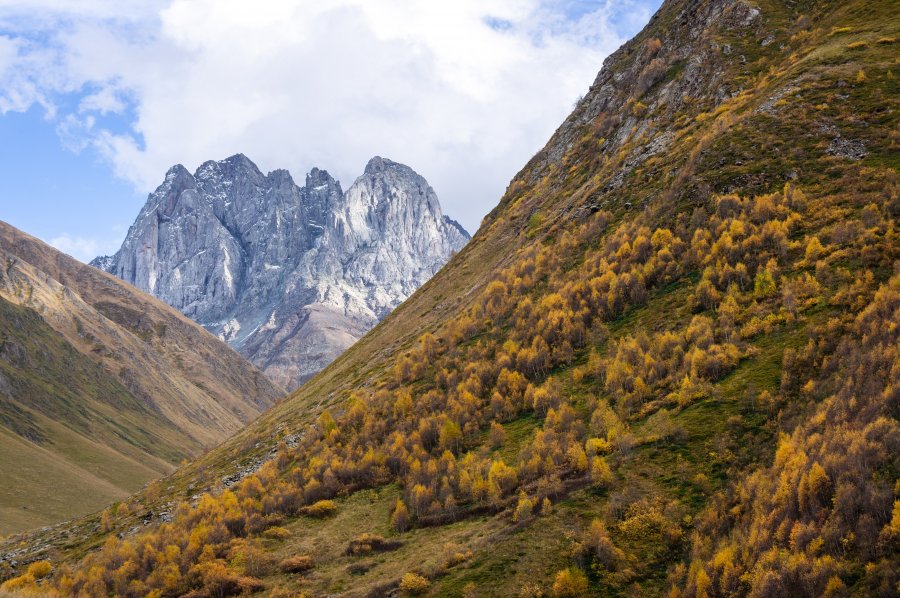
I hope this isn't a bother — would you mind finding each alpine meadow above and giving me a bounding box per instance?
[1,0,898,597]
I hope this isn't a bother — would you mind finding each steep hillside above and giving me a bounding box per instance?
[0,296,175,535]
[0,221,282,534]
[2,0,897,596]
[94,154,468,390]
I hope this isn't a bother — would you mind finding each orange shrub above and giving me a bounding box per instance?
[279,555,314,573]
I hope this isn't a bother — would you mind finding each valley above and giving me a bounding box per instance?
[0,222,282,534]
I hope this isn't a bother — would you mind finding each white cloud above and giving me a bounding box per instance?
[48,232,121,262]
[0,35,17,73]
[56,112,96,152]
[78,85,127,114]
[0,0,653,233]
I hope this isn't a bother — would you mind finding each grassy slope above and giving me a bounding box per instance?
[0,425,154,535]
[162,0,898,511]
[0,296,176,534]
[0,223,284,534]
[249,273,815,596]
[2,0,897,595]
[225,1,898,592]
[0,221,283,445]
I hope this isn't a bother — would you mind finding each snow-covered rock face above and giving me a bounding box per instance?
[93,154,469,390]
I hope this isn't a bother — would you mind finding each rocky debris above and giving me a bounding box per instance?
[0,518,81,574]
[516,0,763,195]
[138,507,173,526]
[221,458,264,488]
[220,431,307,488]
[608,132,673,190]
[757,85,800,114]
[826,135,867,160]
[817,122,838,136]
[94,155,469,390]
[730,1,760,28]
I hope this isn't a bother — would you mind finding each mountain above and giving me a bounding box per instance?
[3,0,898,596]
[92,155,469,390]
[0,220,281,534]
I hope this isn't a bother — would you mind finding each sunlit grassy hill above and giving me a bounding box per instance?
[1,0,897,595]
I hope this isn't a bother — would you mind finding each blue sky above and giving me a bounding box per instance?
[0,0,661,262]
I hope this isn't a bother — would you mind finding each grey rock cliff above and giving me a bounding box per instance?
[93,154,469,389]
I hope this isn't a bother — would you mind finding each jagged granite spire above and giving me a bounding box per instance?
[93,154,469,389]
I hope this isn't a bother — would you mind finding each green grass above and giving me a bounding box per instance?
[0,424,151,535]
[261,486,502,597]
[608,277,697,337]
[491,415,542,465]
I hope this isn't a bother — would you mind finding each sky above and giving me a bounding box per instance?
[0,0,661,262]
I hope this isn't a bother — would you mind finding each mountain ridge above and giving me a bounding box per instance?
[93,154,469,390]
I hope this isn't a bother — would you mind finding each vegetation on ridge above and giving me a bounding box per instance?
[1,0,897,596]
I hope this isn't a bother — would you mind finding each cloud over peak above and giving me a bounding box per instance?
[0,0,655,233]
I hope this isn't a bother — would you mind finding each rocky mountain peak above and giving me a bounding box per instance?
[362,155,425,185]
[165,163,192,178]
[95,154,469,389]
[305,167,341,195]
[216,152,261,174]
[160,163,195,193]
[363,155,391,174]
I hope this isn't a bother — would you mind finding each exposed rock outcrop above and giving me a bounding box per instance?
[94,155,468,389]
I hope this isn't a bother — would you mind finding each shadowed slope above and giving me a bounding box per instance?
[0,220,283,533]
